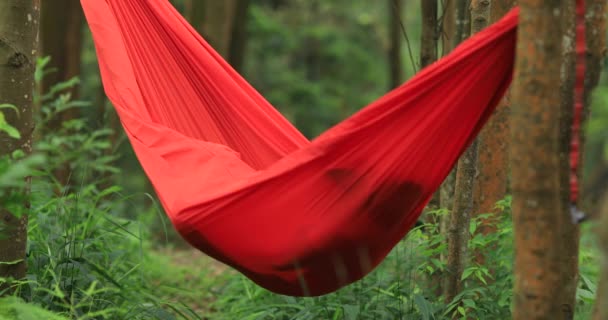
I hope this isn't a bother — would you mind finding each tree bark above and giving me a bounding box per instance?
[444,0,489,304]
[420,0,438,69]
[0,0,39,294]
[440,0,470,212]
[452,0,471,50]
[388,0,403,89]
[511,1,580,318]
[557,2,579,316]
[444,142,477,303]
[440,0,456,56]
[437,0,463,299]
[473,0,515,244]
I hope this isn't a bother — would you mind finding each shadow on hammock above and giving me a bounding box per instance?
[250,169,427,296]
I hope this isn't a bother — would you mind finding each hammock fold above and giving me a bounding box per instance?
[82,0,518,296]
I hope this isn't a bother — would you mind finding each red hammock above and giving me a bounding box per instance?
[82,0,518,296]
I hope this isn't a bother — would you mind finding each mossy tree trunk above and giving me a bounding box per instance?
[0,0,40,294]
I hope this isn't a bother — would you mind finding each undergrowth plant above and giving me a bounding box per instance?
[208,195,599,320]
[0,57,198,320]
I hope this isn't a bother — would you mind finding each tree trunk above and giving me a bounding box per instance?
[557,2,580,316]
[444,0,489,304]
[0,0,39,294]
[182,0,193,21]
[419,0,442,296]
[388,0,402,89]
[440,0,455,56]
[473,0,515,249]
[228,0,250,72]
[190,0,205,35]
[437,0,461,298]
[41,0,84,186]
[511,1,580,318]
[453,0,471,50]
[202,1,235,57]
[420,0,438,69]
[40,0,83,102]
[595,196,608,320]
[444,142,477,303]
[190,0,250,72]
[439,0,470,212]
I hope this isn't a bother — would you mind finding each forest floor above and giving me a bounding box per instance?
[148,247,233,319]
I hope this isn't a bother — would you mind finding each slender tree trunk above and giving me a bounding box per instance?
[444,143,477,303]
[190,0,250,72]
[0,0,40,294]
[420,0,438,69]
[228,0,250,72]
[440,0,470,212]
[473,0,515,239]
[595,196,608,320]
[388,0,402,89]
[438,0,460,298]
[41,0,84,186]
[472,0,515,270]
[182,0,193,21]
[40,0,83,102]
[511,1,580,318]
[202,1,235,57]
[444,0,488,304]
[419,0,441,212]
[190,0,205,34]
[453,0,471,50]
[419,0,443,296]
[440,0,456,56]
[558,2,580,316]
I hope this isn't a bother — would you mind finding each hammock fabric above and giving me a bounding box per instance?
[81,0,519,296]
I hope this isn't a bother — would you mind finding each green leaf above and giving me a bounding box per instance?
[462,299,476,308]
[413,294,434,320]
[0,297,68,320]
[457,306,466,316]
[469,221,477,235]
[0,112,20,139]
[331,307,343,320]
[461,268,475,280]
